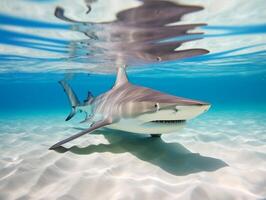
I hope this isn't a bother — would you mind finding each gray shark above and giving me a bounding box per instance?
[49,67,210,149]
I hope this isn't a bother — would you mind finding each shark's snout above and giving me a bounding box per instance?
[174,102,211,120]
[192,101,211,111]
[201,103,211,112]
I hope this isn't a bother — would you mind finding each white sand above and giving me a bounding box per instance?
[0,110,265,200]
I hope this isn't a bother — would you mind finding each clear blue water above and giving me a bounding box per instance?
[0,1,266,199]
[0,72,266,115]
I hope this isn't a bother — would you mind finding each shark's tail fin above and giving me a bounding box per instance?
[59,80,80,121]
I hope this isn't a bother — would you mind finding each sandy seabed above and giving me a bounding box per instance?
[0,110,265,200]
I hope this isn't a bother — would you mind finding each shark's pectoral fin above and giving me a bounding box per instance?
[49,118,112,150]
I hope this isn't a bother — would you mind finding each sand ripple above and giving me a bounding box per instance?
[0,112,265,200]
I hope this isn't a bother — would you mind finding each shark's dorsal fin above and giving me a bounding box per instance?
[114,65,128,87]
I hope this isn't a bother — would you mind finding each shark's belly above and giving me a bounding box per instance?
[107,119,185,134]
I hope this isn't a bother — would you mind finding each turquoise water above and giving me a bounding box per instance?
[0,0,266,199]
[1,73,265,114]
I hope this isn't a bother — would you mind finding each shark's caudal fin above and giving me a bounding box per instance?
[59,80,80,121]
[49,118,112,149]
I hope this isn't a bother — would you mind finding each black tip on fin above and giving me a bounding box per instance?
[49,144,59,150]
[65,108,76,121]
[49,145,57,150]
[65,115,72,121]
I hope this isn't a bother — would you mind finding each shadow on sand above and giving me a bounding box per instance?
[54,129,228,176]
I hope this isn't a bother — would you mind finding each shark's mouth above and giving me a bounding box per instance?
[149,120,186,124]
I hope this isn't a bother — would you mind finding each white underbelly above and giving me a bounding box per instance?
[107,119,185,134]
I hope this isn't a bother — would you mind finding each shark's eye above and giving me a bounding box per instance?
[156,56,162,61]
[154,103,160,111]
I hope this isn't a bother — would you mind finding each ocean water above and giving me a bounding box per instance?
[0,0,266,200]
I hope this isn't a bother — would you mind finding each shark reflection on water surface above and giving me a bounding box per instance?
[55,0,209,70]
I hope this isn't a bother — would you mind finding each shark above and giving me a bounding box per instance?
[49,66,210,150]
